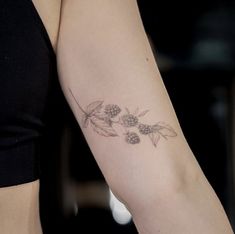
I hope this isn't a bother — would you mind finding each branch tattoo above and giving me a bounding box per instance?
[69,88,177,147]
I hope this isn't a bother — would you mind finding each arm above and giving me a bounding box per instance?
[56,0,233,233]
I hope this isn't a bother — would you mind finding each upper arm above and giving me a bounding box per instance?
[56,0,197,208]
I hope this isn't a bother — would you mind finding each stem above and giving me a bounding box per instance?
[68,88,87,115]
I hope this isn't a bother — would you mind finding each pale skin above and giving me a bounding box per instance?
[0,0,233,233]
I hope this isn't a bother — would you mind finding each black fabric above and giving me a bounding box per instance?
[0,0,61,187]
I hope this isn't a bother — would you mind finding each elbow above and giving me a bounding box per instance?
[108,151,202,216]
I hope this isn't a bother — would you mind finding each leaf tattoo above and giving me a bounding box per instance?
[148,132,160,147]
[86,101,103,115]
[151,122,177,139]
[89,115,118,137]
[137,109,149,117]
[69,88,177,147]
[69,88,117,136]
[82,101,104,128]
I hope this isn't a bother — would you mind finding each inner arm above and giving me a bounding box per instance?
[56,0,233,233]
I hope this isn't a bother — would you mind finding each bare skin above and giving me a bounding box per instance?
[0,181,42,234]
[0,1,61,234]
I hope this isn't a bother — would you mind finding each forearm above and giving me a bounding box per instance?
[57,0,233,233]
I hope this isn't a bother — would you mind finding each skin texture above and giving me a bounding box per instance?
[0,0,233,234]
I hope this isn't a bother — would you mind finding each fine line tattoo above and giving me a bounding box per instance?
[69,88,177,147]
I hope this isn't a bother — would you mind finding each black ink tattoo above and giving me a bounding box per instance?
[69,88,177,147]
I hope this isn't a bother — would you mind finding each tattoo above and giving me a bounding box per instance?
[69,88,177,147]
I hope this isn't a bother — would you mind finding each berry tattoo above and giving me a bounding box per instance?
[121,114,138,127]
[125,132,140,144]
[104,104,121,118]
[69,88,177,147]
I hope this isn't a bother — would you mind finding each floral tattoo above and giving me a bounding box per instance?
[69,88,177,147]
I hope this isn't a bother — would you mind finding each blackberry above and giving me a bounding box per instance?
[104,104,121,118]
[138,123,152,135]
[121,114,138,127]
[125,132,140,144]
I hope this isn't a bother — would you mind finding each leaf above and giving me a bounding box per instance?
[85,101,104,115]
[152,122,177,138]
[151,124,161,132]
[133,107,139,115]
[94,111,108,119]
[81,114,89,128]
[138,109,149,117]
[89,116,118,137]
[148,132,160,147]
